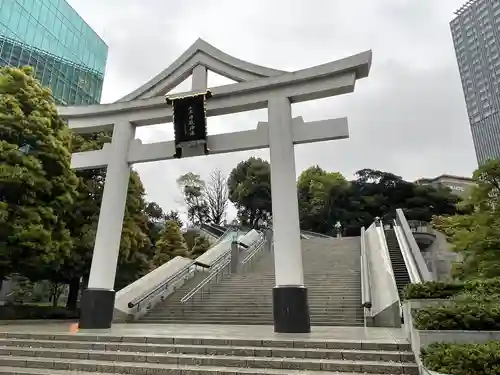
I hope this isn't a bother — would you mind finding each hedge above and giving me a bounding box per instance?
[421,341,500,375]
[403,278,500,300]
[0,305,79,320]
[413,301,500,331]
[403,281,462,300]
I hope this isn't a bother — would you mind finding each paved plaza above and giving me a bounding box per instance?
[0,322,408,344]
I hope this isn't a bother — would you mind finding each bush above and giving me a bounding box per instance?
[453,292,500,303]
[463,278,500,295]
[0,305,79,320]
[421,341,500,375]
[403,278,500,300]
[403,281,463,300]
[413,302,500,331]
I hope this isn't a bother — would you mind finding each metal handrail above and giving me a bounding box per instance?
[180,257,232,304]
[180,237,266,304]
[360,226,372,309]
[127,260,196,309]
[201,223,226,238]
[240,238,267,273]
[207,227,233,247]
[127,237,234,310]
[301,230,333,239]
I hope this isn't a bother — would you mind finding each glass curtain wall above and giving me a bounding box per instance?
[0,0,108,105]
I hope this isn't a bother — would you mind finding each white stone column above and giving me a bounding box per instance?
[268,96,310,333]
[268,96,304,286]
[80,121,135,329]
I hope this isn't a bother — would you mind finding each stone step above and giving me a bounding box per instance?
[178,292,362,297]
[174,292,361,300]
[0,364,413,375]
[204,281,361,284]
[0,348,418,373]
[167,300,362,305]
[143,316,364,323]
[0,339,414,362]
[156,305,363,311]
[136,319,365,326]
[163,302,362,308]
[155,311,362,317]
[0,333,410,350]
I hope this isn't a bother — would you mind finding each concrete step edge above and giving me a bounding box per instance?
[0,339,412,357]
[0,336,407,350]
[0,365,410,375]
[0,349,419,369]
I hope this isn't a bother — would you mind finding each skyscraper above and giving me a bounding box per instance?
[0,0,108,105]
[451,0,500,164]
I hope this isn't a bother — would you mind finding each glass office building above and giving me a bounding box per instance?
[451,0,500,164]
[0,0,108,105]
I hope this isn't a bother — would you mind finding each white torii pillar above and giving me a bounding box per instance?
[268,96,309,332]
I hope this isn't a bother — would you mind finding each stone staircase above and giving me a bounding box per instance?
[0,331,418,374]
[385,229,411,299]
[140,237,364,326]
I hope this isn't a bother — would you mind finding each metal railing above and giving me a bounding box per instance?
[127,260,198,310]
[127,234,237,312]
[240,237,267,273]
[301,230,333,239]
[180,237,267,305]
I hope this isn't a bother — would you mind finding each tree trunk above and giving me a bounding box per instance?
[66,277,80,310]
[51,286,58,308]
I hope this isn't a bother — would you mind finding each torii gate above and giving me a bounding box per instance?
[59,39,372,333]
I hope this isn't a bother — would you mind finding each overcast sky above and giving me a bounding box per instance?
[68,0,476,221]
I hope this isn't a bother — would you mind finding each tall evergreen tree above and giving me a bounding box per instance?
[153,220,189,267]
[0,66,78,281]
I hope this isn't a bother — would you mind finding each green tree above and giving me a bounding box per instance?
[432,159,500,280]
[0,66,78,281]
[297,166,349,234]
[346,169,459,233]
[177,172,209,225]
[153,220,189,267]
[228,157,272,228]
[190,234,211,258]
[164,209,183,228]
[145,202,165,222]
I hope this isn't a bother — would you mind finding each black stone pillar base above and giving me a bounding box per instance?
[79,289,115,329]
[273,286,311,333]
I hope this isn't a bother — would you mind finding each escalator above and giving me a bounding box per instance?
[384,228,411,299]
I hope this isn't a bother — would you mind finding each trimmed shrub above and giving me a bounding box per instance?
[463,278,500,295]
[403,281,463,300]
[403,278,500,300]
[413,302,500,331]
[0,305,79,320]
[421,341,500,375]
[453,292,500,303]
